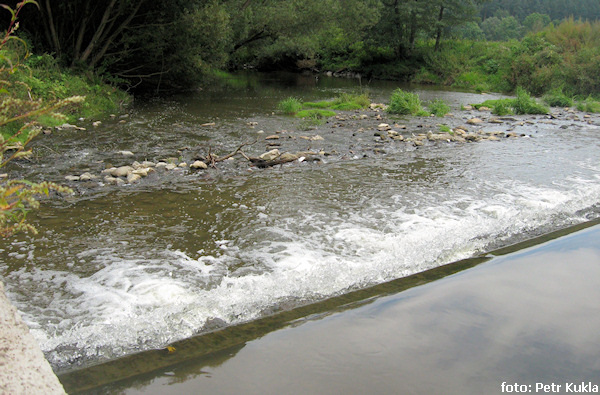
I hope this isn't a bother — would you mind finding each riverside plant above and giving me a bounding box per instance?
[429,99,451,117]
[387,89,424,115]
[0,1,74,237]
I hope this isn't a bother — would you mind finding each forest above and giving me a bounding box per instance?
[2,0,598,94]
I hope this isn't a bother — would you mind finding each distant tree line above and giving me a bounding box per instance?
[2,0,599,90]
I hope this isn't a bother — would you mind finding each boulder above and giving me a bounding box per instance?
[190,160,208,169]
[260,149,280,161]
[112,166,134,177]
[279,152,299,162]
[467,118,484,125]
[378,123,391,131]
[65,175,80,181]
[127,173,141,183]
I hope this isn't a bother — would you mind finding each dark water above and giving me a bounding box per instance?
[1,72,600,376]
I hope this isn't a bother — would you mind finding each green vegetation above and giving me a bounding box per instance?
[577,96,600,113]
[471,88,548,115]
[387,89,425,116]
[1,1,74,237]
[439,124,453,133]
[277,97,303,115]
[428,99,451,117]
[278,93,369,119]
[543,88,575,107]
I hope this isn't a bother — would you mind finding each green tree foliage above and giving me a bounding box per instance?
[480,0,600,22]
[1,1,73,237]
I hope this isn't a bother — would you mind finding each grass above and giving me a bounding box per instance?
[387,89,424,115]
[428,99,450,117]
[543,88,574,107]
[576,96,600,113]
[277,97,303,114]
[278,93,369,120]
[439,124,452,133]
[1,51,130,142]
[470,88,548,116]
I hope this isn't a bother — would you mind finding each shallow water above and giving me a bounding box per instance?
[1,72,600,372]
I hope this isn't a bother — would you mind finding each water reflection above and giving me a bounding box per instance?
[77,225,600,395]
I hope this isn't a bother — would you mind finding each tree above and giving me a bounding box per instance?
[524,13,551,32]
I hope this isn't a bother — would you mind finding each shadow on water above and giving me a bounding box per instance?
[59,219,600,394]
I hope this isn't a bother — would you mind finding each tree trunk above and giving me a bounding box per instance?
[434,5,445,52]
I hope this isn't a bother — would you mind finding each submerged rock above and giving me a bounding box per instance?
[191,160,208,169]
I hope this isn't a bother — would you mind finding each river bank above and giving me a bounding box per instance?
[60,221,600,394]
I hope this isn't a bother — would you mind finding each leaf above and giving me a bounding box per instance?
[0,5,16,20]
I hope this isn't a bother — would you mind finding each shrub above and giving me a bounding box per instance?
[543,88,574,107]
[387,89,424,115]
[429,99,451,117]
[576,96,600,113]
[277,97,303,115]
[492,101,514,116]
[513,87,549,114]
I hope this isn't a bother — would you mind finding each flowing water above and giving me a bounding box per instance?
[1,72,600,373]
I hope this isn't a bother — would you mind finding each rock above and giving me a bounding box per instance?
[392,135,405,141]
[65,175,80,181]
[464,134,481,142]
[463,105,473,111]
[165,164,177,170]
[92,121,102,127]
[112,166,134,177]
[155,162,168,169]
[178,162,188,168]
[101,167,117,175]
[191,160,208,169]
[132,168,152,177]
[378,123,391,131]
[486,136,501,141]
[127,173,142,183]
[265,135,280,140]
[279,152,299,162]
[104,176,118,185]
[478,106,491,111]
[141,161,156,167]
[118,150,134,156]
[259,149,280,161]
[359,114,369,120]
[489,118,504,124]
[79,172,96,181]
[467,118,484,125]
[57,123,86,131]
[201,122,216,127]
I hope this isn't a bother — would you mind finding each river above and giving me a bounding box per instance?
[1,72,600,377]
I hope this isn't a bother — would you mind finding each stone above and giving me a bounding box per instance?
[265,135,280,140]
[467,118,484,125]
[190,160,208,169]
[112,166,134,177]
[201,122,216,127]
[101,167,117,175]
[79,172,96,181]
[178,162,188,168]
[489,118,504,124]
[127,173,142,183]
[65,175,80,181]
[118,150,134,156]
[378,123,391,131]
[92,121,102,127]
[259,149,280,161]
[165,164,177,170]
[463,105,473,111]
[132,168,151,177]
[279,152,299,162]
[478,106,491,111]
[141,161,155,167]
[155,162,168,169]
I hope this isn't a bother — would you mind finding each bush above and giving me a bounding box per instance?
[387,89,424,115]
[429,99,450,117]
[513,87,549,114]
[492,101,514,116]
[277,97,303,115]
[543,88,574,107]
[577,96,600,113]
